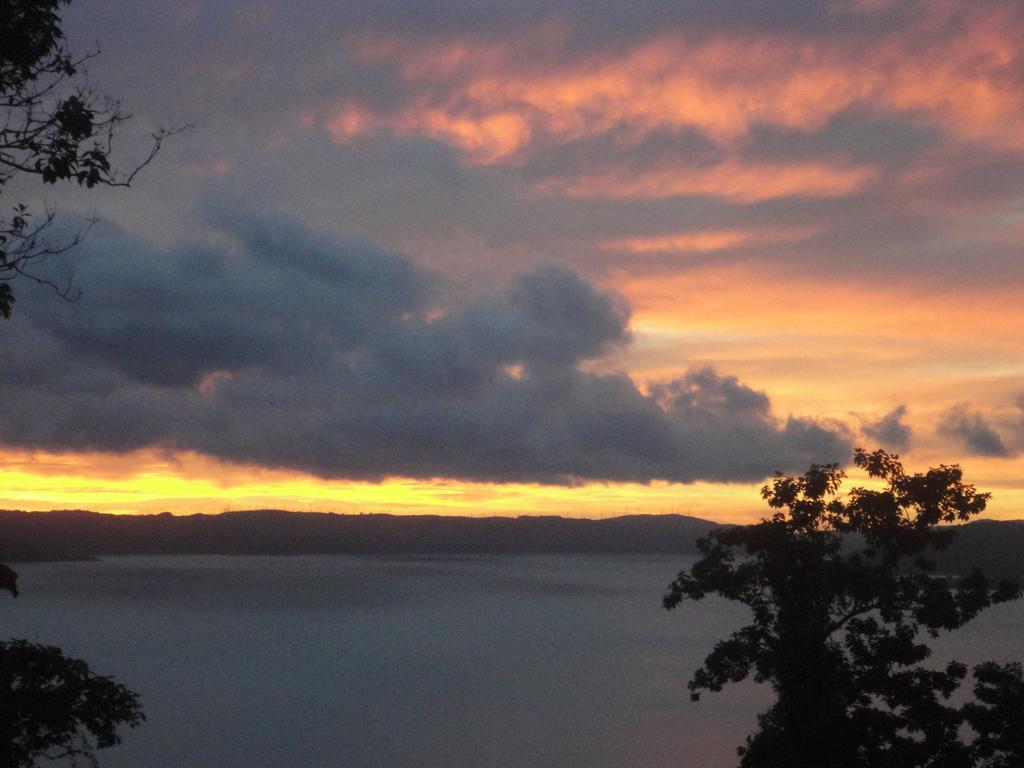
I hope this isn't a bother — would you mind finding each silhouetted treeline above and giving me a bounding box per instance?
[2,509,1020,577]
[0,509,718,560]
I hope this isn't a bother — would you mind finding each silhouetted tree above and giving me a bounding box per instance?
[3,6,155,762]
[964,662,1024,767]
[0,568,144,766]
[0,0,179,317]
[665,449,1022,767]
[0,639,144,767]
[0,563,16,597]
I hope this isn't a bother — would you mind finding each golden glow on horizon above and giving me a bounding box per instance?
[2,446,1021,522]
[0,448,768,522]
[3,392,1023,524]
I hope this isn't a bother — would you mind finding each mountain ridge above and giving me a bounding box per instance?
[0,508,719,560]
[1,509,1021,578]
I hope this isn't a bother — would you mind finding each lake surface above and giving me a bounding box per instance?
[3,555,1023,768]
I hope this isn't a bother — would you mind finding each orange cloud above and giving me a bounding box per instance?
[618,263,1024,344]
[604,231,751,254]
[327,6,1024,175]
[538,160,876,202]
[610,261,1024,428]
[326,101,377,140]
[198,370,233,396]
[181,158,233,176]
[601,227,819,254]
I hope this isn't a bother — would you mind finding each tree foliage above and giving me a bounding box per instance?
[964,662,1024,768]
[0,639,144,767]
[665,448,1023,767]
[1,3,154,762]
[0,563,17,598]
[1,563,144,766]
[0,0,178,317]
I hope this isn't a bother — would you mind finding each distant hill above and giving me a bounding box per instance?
[1,510,1021,578]
[928,519,1024,580]
[0,509,719,560]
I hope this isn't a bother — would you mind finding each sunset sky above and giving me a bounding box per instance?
[3,0,1023,522]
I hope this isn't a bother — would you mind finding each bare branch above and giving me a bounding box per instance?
[0,5,182,315]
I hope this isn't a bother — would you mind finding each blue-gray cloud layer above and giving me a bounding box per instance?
[862,405,912,452]
[0,217,850,483]
[937,405,1012,458]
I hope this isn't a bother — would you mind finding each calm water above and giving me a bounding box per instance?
[3,555,1022,768]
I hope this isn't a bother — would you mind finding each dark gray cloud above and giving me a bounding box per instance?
[0,216,851,484]
[861,405,912,451]
[937,405,1012,458]
[1012,395,1024,453]
[521,128,727,188]
[739,110,941,168]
